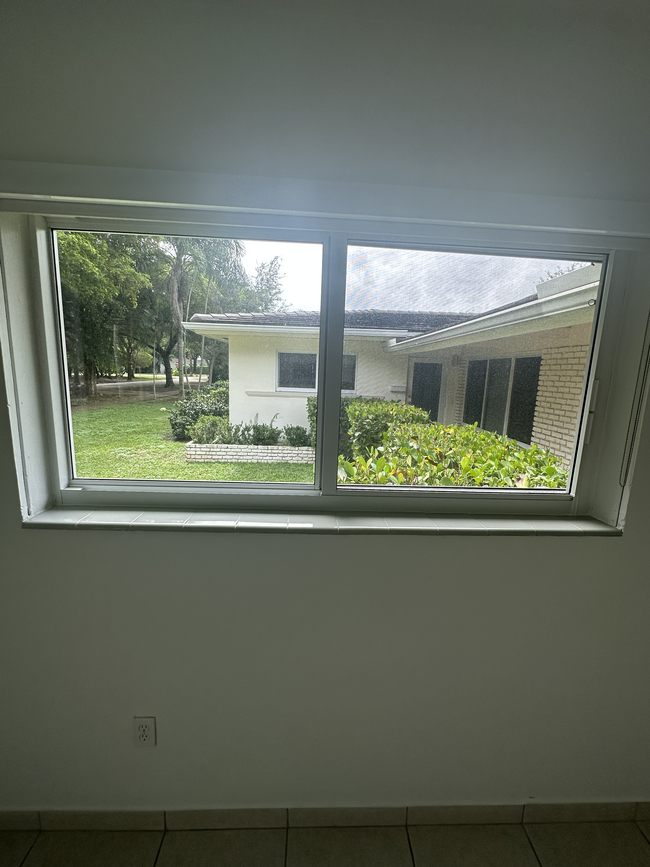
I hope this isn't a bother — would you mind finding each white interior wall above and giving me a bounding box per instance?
[1,0,650,810]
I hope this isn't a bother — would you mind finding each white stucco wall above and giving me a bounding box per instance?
[227,334,410,430]
[228,333,318,429]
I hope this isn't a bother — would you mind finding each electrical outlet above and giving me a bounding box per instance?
[134,716,157,747]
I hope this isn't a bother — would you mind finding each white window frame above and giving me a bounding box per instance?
[1,204,649,530]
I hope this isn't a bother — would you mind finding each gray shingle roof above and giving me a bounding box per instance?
[189,309,473,333]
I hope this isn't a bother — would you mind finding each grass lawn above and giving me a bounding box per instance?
[72,400,314,483]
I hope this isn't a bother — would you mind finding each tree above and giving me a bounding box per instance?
[58,232,150,396]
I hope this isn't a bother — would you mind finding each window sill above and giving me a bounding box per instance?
[22,508,621,536]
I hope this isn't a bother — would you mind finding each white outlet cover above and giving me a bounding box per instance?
[134,716,157,747]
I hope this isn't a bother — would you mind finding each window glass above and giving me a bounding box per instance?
[278,352,317,389]
[507,356,542,444]
[338,245,601,490]
[341,354,357,391]
[482,358,512,434]
[463,359,488,425]
[56,231,322,484]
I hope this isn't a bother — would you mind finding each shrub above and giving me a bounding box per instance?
[168,382,229,440]
[346,399,430,457]
[306,396,318,446]
[306,395,385,459]
[189,412,283,446]
[188,415,233,444]
[283,425,311,447]
[250,418,282,445]
[338,421,568,489]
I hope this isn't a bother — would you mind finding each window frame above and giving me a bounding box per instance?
[276,351,319,392]
[1,205,649,529]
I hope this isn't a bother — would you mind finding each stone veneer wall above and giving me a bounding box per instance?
[531,344,590,463]
[186,443,315,463]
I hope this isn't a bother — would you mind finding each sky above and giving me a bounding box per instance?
[241,240,597,314]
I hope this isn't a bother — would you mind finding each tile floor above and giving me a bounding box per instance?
[3,821,650,867]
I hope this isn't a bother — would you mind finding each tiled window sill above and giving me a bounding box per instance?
[23,508,621,535]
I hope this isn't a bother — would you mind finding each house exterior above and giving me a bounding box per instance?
[186,265,600,462]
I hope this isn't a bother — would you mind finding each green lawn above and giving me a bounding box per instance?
[72,400,314,482]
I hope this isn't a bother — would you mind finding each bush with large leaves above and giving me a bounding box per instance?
[338,421,567,488]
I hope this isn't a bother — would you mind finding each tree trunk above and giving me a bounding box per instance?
[159,348,174,388]
[83,359,97,398]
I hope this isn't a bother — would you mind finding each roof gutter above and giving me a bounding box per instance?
[387,283,599,352]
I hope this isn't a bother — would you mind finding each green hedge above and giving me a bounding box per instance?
[346,399,430,457]
[189,414,309,447]
[338,421,567,488]
[306,395,420,459]
[168,382,229,440]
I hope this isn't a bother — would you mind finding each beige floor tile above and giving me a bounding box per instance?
[525,821,650,867]
[409,824,539,867]
[0,831,39,867]
[22,831,162,867]
[156,829,285,867]
[287,827,412,867]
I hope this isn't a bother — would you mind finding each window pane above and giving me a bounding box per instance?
[411,362,442,420]
[278,352,317,389]
[338,245,601,490]
[341,354,357,391]
[56,231,322,484]
[463,359,487,425]
[507,356,542,444]
[482,358,512,434]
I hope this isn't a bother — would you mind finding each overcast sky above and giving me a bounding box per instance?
[241,240,597,314]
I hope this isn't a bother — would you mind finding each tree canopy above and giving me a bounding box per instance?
[57,231,286,394]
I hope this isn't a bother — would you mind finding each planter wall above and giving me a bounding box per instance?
[186,442,315,463]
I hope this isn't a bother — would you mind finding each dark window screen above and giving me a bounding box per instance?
[341,355,356,391]
[463,360,487,425]
[507,356,542,444]
[483,358,512,434]
[277,352,317,389]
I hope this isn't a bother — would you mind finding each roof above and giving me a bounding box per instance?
[189,309,473,333]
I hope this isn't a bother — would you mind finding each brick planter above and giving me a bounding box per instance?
[186,442,315,464]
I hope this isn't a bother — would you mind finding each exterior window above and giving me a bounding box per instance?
[277,352,317,390]
[463,357,541,445]
[341,355,357,391]
[411,362,442,420]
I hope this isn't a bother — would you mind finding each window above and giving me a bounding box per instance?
[464,356,541,444]
[341,355,357,392]
[277,353,355,392]
[0,206,648,529]
[278,352,317,390]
